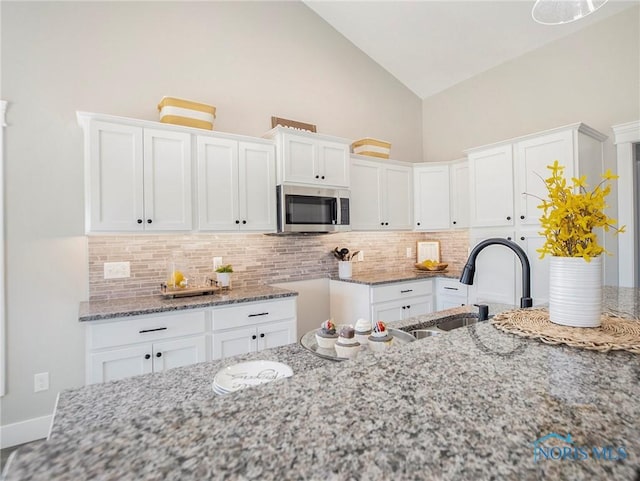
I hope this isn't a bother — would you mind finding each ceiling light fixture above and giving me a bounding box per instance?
[531,0,609,25]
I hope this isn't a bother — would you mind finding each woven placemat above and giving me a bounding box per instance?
[491,308,640,354]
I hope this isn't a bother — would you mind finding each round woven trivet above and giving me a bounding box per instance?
[491,308,640,354]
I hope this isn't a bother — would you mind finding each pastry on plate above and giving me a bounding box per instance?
[368,321,394,352]
[354,318,372,346]
[334,326,360,359]
[315,319,338,349]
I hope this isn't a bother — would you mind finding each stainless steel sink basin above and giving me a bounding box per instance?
[410,329,442,339]
[435,313,480,331]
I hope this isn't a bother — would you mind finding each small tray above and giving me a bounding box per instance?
[299,328,415,361]
[415,263,448,272]
[160,283,220,299]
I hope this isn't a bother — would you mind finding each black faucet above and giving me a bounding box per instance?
[459,238,533,309]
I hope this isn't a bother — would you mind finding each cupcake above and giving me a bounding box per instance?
[334,326,360,360]
[368,321,394,353]
[315,320,338,349]
[354,318,372,346]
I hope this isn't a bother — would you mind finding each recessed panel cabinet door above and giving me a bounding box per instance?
[515,130,574,227]
[469,145,514,227]
[350,159,383,230]
[414,165,450,230]
[239,142,276,231]
[143,129,192,230]
[468,231,517,306]
[450,161,469,228]
[384,165,413,230]
[318,140,349,188]
[89,121,144,231]
[89,344,152,384]
[282,134,316,184]
[517,232,550,306]
[197,136,239,230]
[257,319,296,351]
[152,336,206,373]
[212,326,258,360]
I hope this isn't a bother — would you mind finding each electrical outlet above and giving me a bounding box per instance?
[34,372,49,392]
[213,257,223,270]
[104,262,130,279]
[406,247,412,258]
[356,251,364,262]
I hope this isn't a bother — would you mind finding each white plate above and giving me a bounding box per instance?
[212,360,293,393]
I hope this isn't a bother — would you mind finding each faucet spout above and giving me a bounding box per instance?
[459,238,533,309]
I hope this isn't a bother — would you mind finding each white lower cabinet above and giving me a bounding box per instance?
[85,297,298,384]
[211,299,297,360]
[330,279,433,325]
[435,278,469,311]
[86,310,208,384]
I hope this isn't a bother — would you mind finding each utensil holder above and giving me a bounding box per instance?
[338,261,352,279]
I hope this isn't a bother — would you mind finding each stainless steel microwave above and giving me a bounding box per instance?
[276,185,351,233]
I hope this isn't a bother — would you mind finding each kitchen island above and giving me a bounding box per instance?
[4,287,639,480]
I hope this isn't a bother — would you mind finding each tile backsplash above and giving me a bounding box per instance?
[88,230,469,300]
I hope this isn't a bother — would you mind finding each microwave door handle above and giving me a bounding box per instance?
[333,199,339,225]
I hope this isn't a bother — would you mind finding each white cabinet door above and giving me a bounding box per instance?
[89,344,152,384]
[516,231,550,307]
[152,336,206,373]
[468,231,517,306]
[383,165,413,230]
[88,121,144,232]
[515,130,574,227]
[405,298,432,318]
[143,129,192,231]
[197,136,239,230]
[212,326,258,360]
[239,141,276,231]
[318,140,349,188]
[414,165,450,230]
[350,158,383,230]
[257,319,296,351]
[281,134,316,184]
[372,301,405,323]
[469,145,514,227]
[450,161,469,228]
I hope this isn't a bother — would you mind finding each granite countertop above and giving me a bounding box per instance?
[332,268,462,285]
[79,285,298,321]
[5,287,640,480]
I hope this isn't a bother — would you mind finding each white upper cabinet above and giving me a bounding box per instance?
[264,127,350,188]
[413,164,451,230]
[414,160,469,231]
[197,136,276,232]
[468,145,514,227]
[467,123,606,230]
[350,156,412,231]
[85,119,192,232]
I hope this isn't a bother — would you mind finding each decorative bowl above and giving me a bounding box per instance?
[415,262,448,272]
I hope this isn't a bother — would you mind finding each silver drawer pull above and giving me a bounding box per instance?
[400,289,413,294]
[139,327,167,334]
[443,287,459,291]
[248,312,269,317]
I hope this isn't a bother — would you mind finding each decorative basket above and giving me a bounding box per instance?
[352,138,391,159]
[157,96,216,130]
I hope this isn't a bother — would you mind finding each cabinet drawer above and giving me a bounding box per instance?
[371,280,432,304]
[436,278,468,298]
[87,310,206,350]
[212,299,296,331]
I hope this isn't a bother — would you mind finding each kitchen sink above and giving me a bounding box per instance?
[435,313,480,331]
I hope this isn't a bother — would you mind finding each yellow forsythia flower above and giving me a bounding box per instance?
[536,162,625,261]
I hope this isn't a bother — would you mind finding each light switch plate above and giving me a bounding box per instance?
[34,372,49,392]
[104,261,130,279]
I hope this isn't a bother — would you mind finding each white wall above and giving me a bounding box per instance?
[0,1,421,430]
[422,6,640,284]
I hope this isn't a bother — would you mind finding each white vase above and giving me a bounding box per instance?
[338,261,352,279]
[216,272,231,288]
[548,256,602,328]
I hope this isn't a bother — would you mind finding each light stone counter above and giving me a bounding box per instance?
[4,287,639,480]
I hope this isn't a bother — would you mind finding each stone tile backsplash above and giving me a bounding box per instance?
[88,230,469,300]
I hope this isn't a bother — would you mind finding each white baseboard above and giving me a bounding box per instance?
[0,415,52,448]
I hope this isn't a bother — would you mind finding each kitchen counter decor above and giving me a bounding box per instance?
[491,308,640,353]
[536,161,625,328]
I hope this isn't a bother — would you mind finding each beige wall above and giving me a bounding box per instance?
[422,6,640,163]
[422,6,640,285]
[0,1,421,428]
